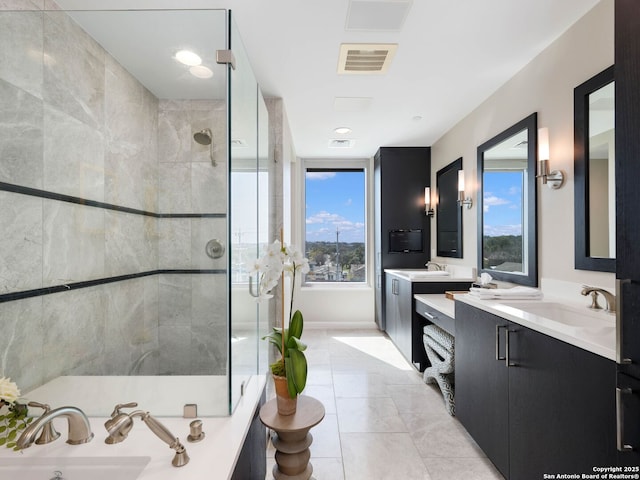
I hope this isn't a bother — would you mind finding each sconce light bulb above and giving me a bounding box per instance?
[538,127,550,162]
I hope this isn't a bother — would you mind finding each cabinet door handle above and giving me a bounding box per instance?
[392,278,399,295]
[616,279,632,365]
[495,325,506,361]
[505,328,516,367]
[616,387,634,452]
[422,311,436,321]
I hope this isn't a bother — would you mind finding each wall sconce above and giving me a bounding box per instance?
[537,127,565,189]
[457,170,473,209]
[425,187,434,217]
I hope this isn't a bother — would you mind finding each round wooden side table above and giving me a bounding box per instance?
[259,395,325,480]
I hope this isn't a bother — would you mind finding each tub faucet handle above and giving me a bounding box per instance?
[27,402,61,445]
[187,419,205,443]
[110,402,138,417]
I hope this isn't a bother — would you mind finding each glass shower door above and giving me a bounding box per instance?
[228,13,264,412]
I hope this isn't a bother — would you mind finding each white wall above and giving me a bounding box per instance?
[430,0,615,290]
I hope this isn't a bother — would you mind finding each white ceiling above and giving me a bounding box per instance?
[55,0,602,159]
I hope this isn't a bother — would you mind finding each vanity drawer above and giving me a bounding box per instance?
[416,302,454,336]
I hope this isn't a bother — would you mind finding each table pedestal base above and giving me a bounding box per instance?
[259,396,325,480]
[271,430,314,479]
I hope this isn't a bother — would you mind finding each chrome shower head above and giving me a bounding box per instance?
[193,128,215,166]
[193,128,212,146]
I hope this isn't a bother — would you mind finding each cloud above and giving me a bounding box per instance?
[306,171,336,180]
[483,194,510,212]
[306,211,343,225]
[345,198,352,206]
[306,210,365,242]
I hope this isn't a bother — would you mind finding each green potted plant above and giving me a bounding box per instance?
[0,377,32,451]
[251,239,309,415]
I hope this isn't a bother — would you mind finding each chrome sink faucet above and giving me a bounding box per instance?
[16,405,94,449]
[426,261,445,271]
[581,285,616,313]
[104,402,189,467]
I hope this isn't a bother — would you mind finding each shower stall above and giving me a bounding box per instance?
[0,5,270,416]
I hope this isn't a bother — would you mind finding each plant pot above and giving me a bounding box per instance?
[273,374,297,415]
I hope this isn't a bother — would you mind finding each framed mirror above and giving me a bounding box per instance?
[477,113,538,286]
[574,66,615,272]
[436,157,463,258]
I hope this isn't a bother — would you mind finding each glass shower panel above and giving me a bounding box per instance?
[229,14,260,412]
[0,7,231,417]
[257,94,270,375]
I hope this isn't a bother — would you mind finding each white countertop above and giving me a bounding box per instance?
[0,375,266,480]
[385,265,475,283]
[414,293,456,318]
[455,294,616,361]
[414,290,616,361]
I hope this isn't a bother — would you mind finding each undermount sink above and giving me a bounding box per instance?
[400,269,451,279]
[496,301,615,333]
[0,456,151,480]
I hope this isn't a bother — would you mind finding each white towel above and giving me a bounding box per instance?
[468,286,543,300]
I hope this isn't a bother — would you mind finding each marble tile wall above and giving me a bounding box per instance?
[155,99,228,374]
[0,7,229,390]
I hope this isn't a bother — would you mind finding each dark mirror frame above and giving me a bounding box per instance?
[477,113,538,286]
[436,157,463,258]
[574,65,615,273]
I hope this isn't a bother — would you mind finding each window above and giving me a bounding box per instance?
[304,165,366,283]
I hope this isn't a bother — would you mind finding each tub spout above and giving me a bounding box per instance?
[16,405,94,449]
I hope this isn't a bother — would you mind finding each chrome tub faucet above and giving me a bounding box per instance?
[16,404,93,449]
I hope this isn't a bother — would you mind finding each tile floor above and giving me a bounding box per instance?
[266,327,504,480]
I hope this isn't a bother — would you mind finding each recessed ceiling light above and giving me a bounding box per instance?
[334,127,352,134]
[189,65,213,79]
[175,50,202,66]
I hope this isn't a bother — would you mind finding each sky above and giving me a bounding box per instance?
[482,170,523,237]
[305,170,365,243]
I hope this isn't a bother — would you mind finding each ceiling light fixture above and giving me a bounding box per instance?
[189,65,213,79]
[175,50,202,66]
[334,127,352,134]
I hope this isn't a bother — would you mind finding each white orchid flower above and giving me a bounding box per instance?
[0,377,20,404]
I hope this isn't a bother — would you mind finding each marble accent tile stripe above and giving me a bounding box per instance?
[0,181,226,218]
[0,269,225,304]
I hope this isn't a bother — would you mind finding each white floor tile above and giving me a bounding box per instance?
[265,328,505,480]
[336,397,407,433]
[341,432,433,480]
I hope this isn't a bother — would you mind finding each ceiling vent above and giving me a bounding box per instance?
[337,43,398,74]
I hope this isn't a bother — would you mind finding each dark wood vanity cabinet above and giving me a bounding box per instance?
[455,301,617,479]
[385,275,471,371]
[374,147,431,331]
[455,301,510,476]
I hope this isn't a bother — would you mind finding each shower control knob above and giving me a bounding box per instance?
[187,419,205,443]
[205,239,225,259]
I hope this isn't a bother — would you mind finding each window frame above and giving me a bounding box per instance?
[300,158,371,288]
